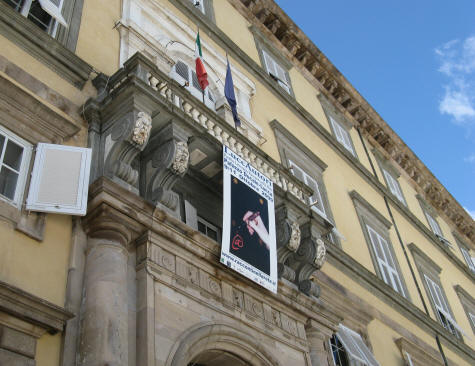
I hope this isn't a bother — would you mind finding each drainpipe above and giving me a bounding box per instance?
[356,127,449,366]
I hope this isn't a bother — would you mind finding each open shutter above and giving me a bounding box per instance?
[337,325,380,366]
[404,352,414,366]
[26,143,91,215]
[38,0,67,26]
[460,247,475,272]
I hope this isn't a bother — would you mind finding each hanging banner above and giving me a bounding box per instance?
[221,146,277,293]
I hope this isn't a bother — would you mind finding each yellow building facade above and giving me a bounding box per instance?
[0,0,473,365]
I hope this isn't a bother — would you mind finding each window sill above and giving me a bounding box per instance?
[0,2,92,89]
[0,199,46,241]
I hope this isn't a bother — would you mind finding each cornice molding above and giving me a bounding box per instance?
[233,0,474,245]
[0,280,73,334]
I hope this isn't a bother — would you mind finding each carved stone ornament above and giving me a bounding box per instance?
[314,238,326,268]
[287,221,301,252]
[171,141,189,175]
[132,111,152,145]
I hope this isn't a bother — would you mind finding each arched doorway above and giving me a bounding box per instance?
[166,322,280,366]
[187,349,252,366]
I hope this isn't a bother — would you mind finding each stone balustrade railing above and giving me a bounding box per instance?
[107,52,312,205]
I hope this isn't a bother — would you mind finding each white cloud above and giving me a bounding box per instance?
[465,154,475,163]
[436,36,475,127]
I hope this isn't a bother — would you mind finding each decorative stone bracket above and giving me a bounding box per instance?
[103,110,152,191]
[275,202,331,297]
[140,122,190,217]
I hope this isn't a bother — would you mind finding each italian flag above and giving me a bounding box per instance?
[195,31,209,91]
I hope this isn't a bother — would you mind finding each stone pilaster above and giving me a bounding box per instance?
[305,318,336,366]
[79,204,142,366]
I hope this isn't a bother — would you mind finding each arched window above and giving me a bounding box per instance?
[171,60,216,110]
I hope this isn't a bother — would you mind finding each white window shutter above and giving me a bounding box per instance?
[26,143,91,215]
[38,0,68,27]
[404,352,414,366]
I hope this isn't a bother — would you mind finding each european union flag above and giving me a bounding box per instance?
[224,58,241,128]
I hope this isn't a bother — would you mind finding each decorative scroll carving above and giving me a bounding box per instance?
[132,111,152,145]
[171,141,189,175]
[102,110,153,189]
[314,238,326,268]
[288,221,301,252]
[141,122,190,213]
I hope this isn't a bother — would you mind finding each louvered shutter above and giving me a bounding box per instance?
[337,325,380,366]
[460,247,475,272]
[175,61,189,82]
[26,143,91,215]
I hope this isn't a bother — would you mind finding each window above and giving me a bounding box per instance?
[197,216,220,242]
[382,169,405,205]
[454,285,475,335]
[4,0,66,36]
[0,125,32,207]
[418,197,453,247]
[171,60,216,110]
[351,190,409,297]
[425,210,442,237]
[330,325,380,366]
[423,274,458,337]
[329,116,356,156]
[366,224,406,296]
[409,243,462,338]
[262,50,291,94]
[289,160,326,218]
[403,352,414,366]
[457,241,475,273]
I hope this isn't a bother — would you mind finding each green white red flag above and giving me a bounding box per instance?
[195,30,209,91]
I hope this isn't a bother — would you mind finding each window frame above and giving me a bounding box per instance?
[170,60,216,110]
[351,190,410,298]
[331,324,380,366]
[251,25,294,97]
[454,234,475,273]
[0,124,32,208]
[328,116,357,157]
[197,215,221,242]
[409,243,460,338]
[271,119,340,245]
[454,285,475,335]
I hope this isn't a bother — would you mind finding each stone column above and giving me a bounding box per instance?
[79,205,137,366]
[306,319,335,366]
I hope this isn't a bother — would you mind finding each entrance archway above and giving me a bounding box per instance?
[187,349,251,366]
[166,322,280,366]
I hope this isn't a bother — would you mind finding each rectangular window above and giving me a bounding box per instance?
[469,313,475,331]
[425,211,443,237]
[3,0,67,36]
[0,125,32,206]
[383,169,405,204]
[262,50,291,94]
[460,246,475,273]
[424,274,458,337]
[197,216,220,242]
[289,160,326,218]
[336,325,380,366]
[330,117,355,156]
[367,224,406,296]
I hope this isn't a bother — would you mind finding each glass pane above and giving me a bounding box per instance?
[207,227,218,241]
[0,166,19,200]
[28,1,53,32]
[197,221,206,235]
[4,140,23,171]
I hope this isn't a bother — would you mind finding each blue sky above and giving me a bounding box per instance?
[275,1,475,219]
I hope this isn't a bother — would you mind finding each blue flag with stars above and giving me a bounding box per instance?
[224,58,241,128]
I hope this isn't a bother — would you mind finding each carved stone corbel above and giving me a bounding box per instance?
[275,204,302,283]
[103,110,152,192]
[141,122,190,217]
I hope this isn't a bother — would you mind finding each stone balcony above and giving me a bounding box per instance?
[83,52,332,296]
